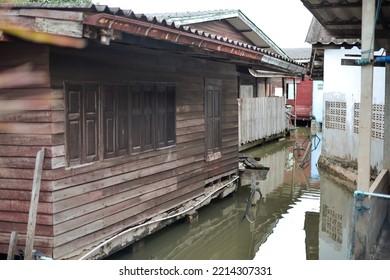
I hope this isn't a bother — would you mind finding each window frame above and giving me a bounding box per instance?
[64,83,99,167]
[64,82,176,167]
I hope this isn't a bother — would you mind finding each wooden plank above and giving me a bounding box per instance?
[0,122,64,134]
[0,145,64,158]
[0,134,54,145]
[24,147,45,260]
[54,178,178,235]
[0,189,52,203]
[176,118,204,129]
[0,201,53,215]
[0,222,53,236]
[176,111,204,121]
[0,211,53,225]
[0,156,56,169]
[0,178,52,191]
[19,9,84,21]
[54,173,176,224]
[7,231,18,260]
[0,111,64,123]
[53,186,204,257]
[0,87,52,99]
[0,233,53,248]
[35,17,83,38]
[0,99,63,111]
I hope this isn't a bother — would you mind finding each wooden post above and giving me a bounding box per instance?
[357,0,375,191]
[24,147,45,260]
[7,231,18,260]
[293,78,297,128]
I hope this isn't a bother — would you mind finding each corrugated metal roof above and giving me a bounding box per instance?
[301,0,377,80]
[283,48,312,60]
[302,0,390,47]
[146,9,288,57]
[0,3,305,75]
[305,17,360,46]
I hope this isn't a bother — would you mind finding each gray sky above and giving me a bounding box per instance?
[93,0,313,48]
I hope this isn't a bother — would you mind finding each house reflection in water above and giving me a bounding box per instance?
[108,129,355,260]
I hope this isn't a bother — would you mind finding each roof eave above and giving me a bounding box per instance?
[83,13,306,76]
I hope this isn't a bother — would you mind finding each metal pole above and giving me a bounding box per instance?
[384,41,390,169]
[357,0,375,191]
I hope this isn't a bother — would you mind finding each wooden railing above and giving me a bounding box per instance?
[239,97,287,146]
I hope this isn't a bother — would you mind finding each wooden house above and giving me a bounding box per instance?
[0,4,305,259]
[156,10,307,149]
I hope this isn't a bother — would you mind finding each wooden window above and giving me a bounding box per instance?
[205,79,222,161]
[130,84,176,153]
[102,85,129,159]
[65,83,99,166]
[66,82,175,166]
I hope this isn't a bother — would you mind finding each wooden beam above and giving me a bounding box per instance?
[6,231,18,260]
[24,147,45,260]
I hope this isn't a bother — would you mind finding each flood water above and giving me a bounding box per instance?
[108,128,355,260]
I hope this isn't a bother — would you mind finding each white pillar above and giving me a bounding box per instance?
[357,0,375,191]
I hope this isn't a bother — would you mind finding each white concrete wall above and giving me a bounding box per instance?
[312,81,324,123]
[322,47,385,172]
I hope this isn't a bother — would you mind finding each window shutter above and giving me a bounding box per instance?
[66,84,82,165]
[117,85,129,156]
[213,88,221,151]
[103,85,116,159]
[83,84,99,163]
[130,85,142,153]
[155,85,167,148]
[205,85,214,153]
[142,85,154,151]
[166,85,176,146]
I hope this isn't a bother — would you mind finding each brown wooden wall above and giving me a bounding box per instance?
[189,20,253,45]
[0,42,56,257]
[0,41,238,259]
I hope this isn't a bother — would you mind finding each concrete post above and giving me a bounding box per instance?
[357,0,375,191]
[384,41,390,170]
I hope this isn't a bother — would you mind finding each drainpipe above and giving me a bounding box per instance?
[357,0,375,191]
[382,47,390,169]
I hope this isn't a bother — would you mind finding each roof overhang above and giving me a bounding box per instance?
[82,13,306,76]
[150,9,288,57]
[302,0,390,80]
[0,4,306,77]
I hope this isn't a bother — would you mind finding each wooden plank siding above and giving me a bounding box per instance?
[0,42,55,257]
[0,41,238,259]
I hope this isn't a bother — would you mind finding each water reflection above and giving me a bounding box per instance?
[108,128,354,260]
[318,173,353,259]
